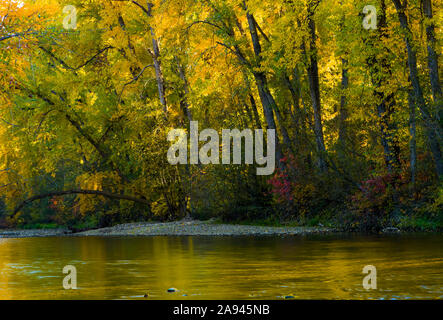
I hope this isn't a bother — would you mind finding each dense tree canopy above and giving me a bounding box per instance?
[0,0,441,231]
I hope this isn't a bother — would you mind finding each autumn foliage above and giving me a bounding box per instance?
[0,0,441,231]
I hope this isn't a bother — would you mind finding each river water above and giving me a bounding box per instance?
[0,234,442,299]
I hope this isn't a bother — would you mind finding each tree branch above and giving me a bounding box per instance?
[118,64,154,101]
[13,189,150,215]
[215,41,252,68]
[111,0,152,17]
[186,20,225,32]
[38,46,113,71]
[252,17,270,43]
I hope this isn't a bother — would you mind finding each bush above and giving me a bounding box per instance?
[347,173,397,231]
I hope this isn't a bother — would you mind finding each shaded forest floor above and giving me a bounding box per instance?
[216,212,443,233]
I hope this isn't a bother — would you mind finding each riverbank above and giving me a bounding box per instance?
[0,219,334,238]
[2,217,439,238]
[76,220,335,236]
[0,228,72,238]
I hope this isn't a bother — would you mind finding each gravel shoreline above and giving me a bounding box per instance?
[0,228,72,238]
[0,220,334,238]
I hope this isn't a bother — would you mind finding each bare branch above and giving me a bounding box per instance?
[13,189,150,215]
[118,64,154,101]
[186,20,225,32]
[38,46,114,71]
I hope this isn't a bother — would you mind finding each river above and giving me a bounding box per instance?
[0,234,442,299]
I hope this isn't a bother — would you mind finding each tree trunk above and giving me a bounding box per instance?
[338,58,349,160]
[392,0,443,178]
[242,71,262,129]
[376,94,400,173]
[306,11,327,172]
[421,0,442,104]
[282,74,302,143]
[175,56,193,122]
[244,5,284,166]
[273,101,293,153]
[174,56,193,218]
[249,94,262,129]
[151,32,167,114]
[252,72,284,165]
[365,0,401,174]
[408,88,417,196]
[140,2,167,115]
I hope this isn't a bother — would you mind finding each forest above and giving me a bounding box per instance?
[0,0,441,232]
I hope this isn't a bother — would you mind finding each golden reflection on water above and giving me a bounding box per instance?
[0,235,442,300]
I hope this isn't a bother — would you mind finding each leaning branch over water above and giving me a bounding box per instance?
[13,189,150,215]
